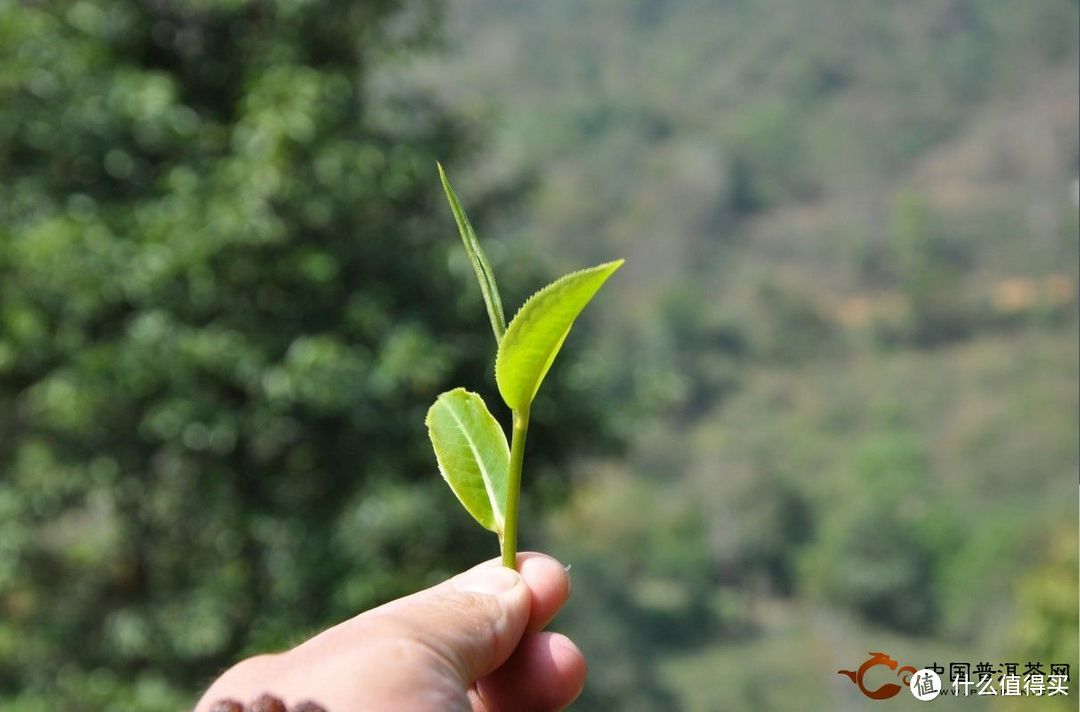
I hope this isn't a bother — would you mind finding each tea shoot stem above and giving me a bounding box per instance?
[501,406,530,569]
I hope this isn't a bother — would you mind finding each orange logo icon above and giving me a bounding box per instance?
[838,652,918,700]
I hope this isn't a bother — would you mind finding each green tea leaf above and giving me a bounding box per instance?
[437,163,507,342]
[496,260,624,411]
[426,387,510,534]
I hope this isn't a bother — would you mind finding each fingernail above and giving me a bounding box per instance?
[549,632,579,657]
[454,566,521,596]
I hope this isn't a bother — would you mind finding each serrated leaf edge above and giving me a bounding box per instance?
[495,259,624,408]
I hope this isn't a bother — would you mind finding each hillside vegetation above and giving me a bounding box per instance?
[415,0,1079,707]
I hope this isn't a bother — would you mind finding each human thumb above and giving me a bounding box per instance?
[362,563,532,687]
[195,564,537,712]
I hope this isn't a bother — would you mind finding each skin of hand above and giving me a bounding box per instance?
[194,553,586,712]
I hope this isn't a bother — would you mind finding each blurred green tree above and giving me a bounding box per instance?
[886,192,973,345]
[1008,526,1079,712]
[800,433,948,632]
[0,1,616,708]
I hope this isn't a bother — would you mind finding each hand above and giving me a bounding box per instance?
[195,553,586,712]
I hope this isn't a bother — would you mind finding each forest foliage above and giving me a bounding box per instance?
[0,1,615,708]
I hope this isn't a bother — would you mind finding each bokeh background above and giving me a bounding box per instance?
[0,1,1077,710]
